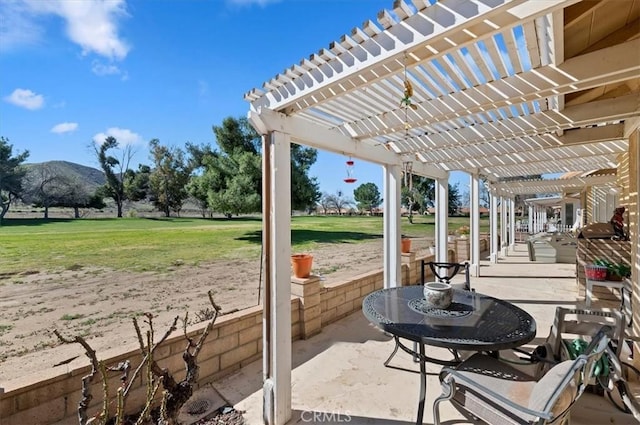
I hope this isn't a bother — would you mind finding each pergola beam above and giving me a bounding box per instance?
[248,108,448,179]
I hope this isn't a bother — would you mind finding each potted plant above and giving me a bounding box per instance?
[593,259,631,281]
[291,253,313,278]
[401,235,411,253]
[608,262,631,281]
[457,225,470,239]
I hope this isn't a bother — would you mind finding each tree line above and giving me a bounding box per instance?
[1,116,467,222]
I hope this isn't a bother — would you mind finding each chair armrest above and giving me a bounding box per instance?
[441,367,553,421]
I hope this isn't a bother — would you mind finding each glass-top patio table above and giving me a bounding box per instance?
[363,286,536,425]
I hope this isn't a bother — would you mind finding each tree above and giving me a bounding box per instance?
[0,137,29,222]
[400,174,461,217]
[185,143,217,218]
[401,173,433,222]
[94,137,134,218]
[448,182,461,215]
[22,165,106,219]
[207,151,261,217]
[24,164,69,219]
[353,182,382,214]
[326,190,352,215]
[148,140,191,217]
[291,143,321,212]
[318,192,333,215]
[203,116,320,217]
[61,183,105,218]
[205,117,262,217]
[124,164,151,202]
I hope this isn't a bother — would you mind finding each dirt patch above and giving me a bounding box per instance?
[0,238,433,385]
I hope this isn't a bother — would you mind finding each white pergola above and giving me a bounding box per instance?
[244,1,640,423]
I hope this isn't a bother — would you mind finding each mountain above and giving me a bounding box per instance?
[23,161,106,192]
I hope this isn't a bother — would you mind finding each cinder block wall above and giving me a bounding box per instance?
[1,302,297,425]
[1,242,485,425]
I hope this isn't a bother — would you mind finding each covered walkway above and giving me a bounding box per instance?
[211,244,637,424]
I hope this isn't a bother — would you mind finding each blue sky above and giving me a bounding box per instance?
[0,0,466,197]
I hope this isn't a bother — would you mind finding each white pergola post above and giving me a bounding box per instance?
[490,192,499,263]
[435,175,449,262]
[500,196,507,256]
[470,173,481,276]
[383,165,402,288]
[504,198,509,255]
[262,131,292,425]
[509,198,516,248]
[528,204,533,234]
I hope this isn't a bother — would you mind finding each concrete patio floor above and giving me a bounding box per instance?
[212,243,636,424]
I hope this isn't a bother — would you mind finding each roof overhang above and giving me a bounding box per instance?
[246,0,639,194]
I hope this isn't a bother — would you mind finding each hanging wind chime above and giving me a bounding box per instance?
[401,54,416,222]
[344,157,357,183]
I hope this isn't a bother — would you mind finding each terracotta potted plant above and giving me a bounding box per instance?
[291,253,313,278]
[401,235,411,253]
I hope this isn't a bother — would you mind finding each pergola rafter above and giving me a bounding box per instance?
[492,174,618,195]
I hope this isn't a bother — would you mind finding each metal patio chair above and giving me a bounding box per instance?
[501,307,640,421]
[421,260,471,291]
[433,327,611,425]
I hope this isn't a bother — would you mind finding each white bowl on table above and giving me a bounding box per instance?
[423,282,453,309]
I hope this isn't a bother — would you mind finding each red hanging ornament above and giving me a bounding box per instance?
[344,157,357,183]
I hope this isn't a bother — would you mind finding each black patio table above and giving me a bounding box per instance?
[362,285,536,425]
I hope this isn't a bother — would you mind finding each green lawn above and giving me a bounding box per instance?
[0,215,488,275]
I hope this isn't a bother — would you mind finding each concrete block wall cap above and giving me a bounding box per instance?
[291,274,320,284]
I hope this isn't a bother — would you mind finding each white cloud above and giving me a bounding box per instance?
[93,127,142,146]
[226,0,281,7]
[0,1,43,52]
[4,88,44,110]
[92,60,121,76]
[198,80,209,97]
[51,122,78,134]
[3,0,130,60]
[91,60,129,80]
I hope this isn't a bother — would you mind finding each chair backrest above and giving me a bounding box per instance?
[421,261,471,291]
[528,327,610,422]
[546,307,624,362]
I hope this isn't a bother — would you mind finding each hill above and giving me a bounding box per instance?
[23,160,106,192]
